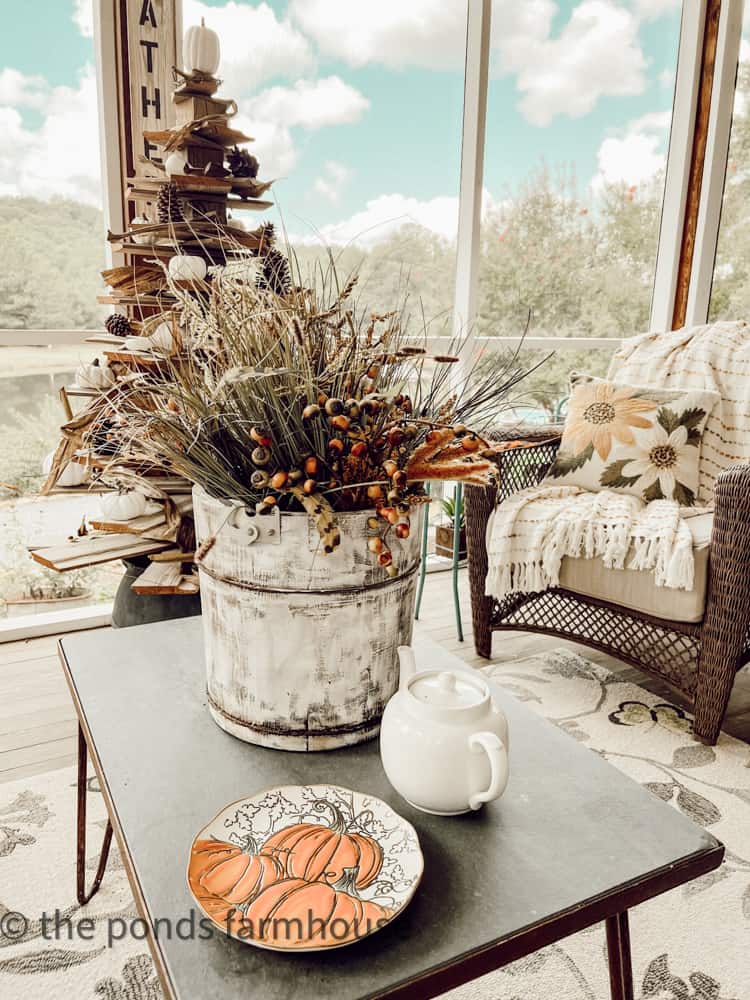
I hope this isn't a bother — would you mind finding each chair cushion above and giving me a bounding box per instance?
[557,511,712,623]
[545,372,720,507]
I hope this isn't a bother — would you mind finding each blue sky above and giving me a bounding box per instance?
[0,0,682,243]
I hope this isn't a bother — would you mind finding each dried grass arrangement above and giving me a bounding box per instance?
[96,249,532,570]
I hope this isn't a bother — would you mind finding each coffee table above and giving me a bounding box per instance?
[59,618,723,1000]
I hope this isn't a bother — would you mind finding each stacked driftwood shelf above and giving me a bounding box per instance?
[34,60,285,601]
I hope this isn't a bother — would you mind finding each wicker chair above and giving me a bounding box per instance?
[466,424,750,745]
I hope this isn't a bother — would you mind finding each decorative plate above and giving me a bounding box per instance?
[187,784,423,951]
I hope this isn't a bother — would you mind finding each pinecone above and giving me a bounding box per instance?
[105,313,131,338]
[257,220,275,251]
[156,181,184,224]
[257,248,291,296]
[227,145,259,179]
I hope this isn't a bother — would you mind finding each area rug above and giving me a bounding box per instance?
[0,650,748,1000]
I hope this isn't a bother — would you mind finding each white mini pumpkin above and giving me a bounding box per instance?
[99,491,149,521]
[76,358,115,390]
[164,150,189,177]
[183,18,220,76]
[168,254,207,281]
[124,335,152,352]
[41,451,89,487]
[146,321,176,353]
[131,215,157,245]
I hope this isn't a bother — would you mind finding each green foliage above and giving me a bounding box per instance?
[0,394,64,497]
[548,442,594,477]
[439,492,465,528]
[0,196,107,329]
[599,459,641,489]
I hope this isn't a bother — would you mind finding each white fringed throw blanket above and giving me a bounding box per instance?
[485,486,696,600]
[486,320,750,602]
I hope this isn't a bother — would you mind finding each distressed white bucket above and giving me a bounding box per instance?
[193,485,423,751]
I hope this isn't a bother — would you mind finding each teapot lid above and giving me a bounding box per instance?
[409,670,486,710]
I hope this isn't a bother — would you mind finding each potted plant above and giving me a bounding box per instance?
[65,253,532,751]
[436,492,466,560]
[0,554,91,618]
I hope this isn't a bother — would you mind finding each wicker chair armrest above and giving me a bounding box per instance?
[485,423,564,445]
[704,461,750,643]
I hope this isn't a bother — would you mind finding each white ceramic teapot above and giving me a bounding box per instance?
[380,646,509,815]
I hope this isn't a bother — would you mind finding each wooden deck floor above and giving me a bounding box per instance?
[2,570,749,785]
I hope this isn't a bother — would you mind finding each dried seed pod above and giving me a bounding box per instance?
[251,446,271,466]
[368,537,384,554]
[387,489,400,503]
[387,428,404,447]
[380,506,399,525]
[367,365,380,380]
[367,516,380,530]
[351,441,368,458]
[426,429,442,445]
[250,427,272,447]
[345,399,360,419]
[393,469,407,489]
[317,392,328,406]
[331,414,350,431]
[378,549,393,567]
[383,459,398,478]
[386,563,399,578]
[325,397,344,416]
[403,424,417,439]
[461,435,480,452]
[262,495,277,507]
[288,469,304,483]
[395,522,410,540]
[302,404,321,421]
[433,355,460,363]
[304,456,319,476]
[303,478,316,494]
[400,397,413,414]
[367,484,383,500]
[328,438,345,454]
[251,470,270,488]
[270,471,288,489]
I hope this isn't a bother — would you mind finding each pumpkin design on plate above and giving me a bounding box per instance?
[186,784,423,952]
[233,866,392,948]
[189,835,283,906]
[261,799,383,888]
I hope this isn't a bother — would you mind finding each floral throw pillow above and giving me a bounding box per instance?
[545,373,720,506]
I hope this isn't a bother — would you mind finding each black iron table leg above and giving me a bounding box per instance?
[76,723,113,905]
[606,911,634,1000]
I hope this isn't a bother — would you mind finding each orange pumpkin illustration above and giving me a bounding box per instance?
[189,836,283,906]
[261,802,383,888]
[235,866,392,948]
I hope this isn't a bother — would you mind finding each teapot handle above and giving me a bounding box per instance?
[397,645,418,691]
[467,731,508,810]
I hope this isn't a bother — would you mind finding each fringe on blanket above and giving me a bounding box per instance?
[485,489,695,601]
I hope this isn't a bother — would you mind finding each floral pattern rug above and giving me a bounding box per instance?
[0,648,748,999]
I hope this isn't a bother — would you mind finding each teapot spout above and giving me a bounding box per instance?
[397,645,417,691]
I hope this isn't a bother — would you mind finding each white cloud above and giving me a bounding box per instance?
[0,65,102,205]
[299,192,461,247]
[591,110,671,191]
[289,0,466,70]
[0,68,50,109]
[73,0,94,37]
[314,161,352,203]
[631,0,680,20]
[499,1,647,126]
[242,77,369,130]
[237,78,368,179]
[182,0,315,96]
[290,1,648,127]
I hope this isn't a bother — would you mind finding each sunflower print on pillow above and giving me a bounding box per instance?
[546,373,720,506]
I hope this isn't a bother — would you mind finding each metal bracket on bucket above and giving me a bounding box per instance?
[227,504,282,545]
